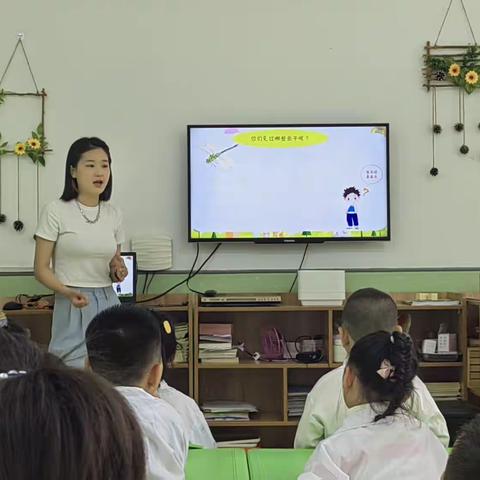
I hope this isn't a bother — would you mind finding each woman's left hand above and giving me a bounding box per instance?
[110,254,128,282]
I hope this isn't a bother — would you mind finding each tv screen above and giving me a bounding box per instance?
[188,124,390,243]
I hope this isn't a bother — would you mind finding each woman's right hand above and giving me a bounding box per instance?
[65,289,89,308]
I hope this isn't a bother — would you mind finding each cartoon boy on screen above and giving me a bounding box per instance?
[343,186,369,229]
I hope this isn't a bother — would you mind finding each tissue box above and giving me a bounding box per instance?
[298,270,345,306]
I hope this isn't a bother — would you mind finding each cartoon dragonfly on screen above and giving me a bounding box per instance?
[201,144,239,169]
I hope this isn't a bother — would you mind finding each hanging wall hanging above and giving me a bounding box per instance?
[423,0,479,176]
[0,33,50,230]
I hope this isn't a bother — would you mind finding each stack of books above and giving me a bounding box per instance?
[199,323,238,363]
[288,386,310,417]
[201,401,258,421]
[425,382,461,401]
[173,322,189,363]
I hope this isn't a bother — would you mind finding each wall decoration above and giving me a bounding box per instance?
[0,33,50,230]
[423,0,478,176]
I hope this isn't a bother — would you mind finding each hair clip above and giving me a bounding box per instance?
[163,320,172,334]
[376,359,395,380]
[0,319,8,328]
[0,370,27,379]
[390,335,394,344]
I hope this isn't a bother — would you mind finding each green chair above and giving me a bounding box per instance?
[247,449,313,480]
[186,448,249,480]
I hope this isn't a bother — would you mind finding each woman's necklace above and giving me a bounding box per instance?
[75,200,101,224]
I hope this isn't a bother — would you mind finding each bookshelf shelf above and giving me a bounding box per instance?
[198,360,331,369]
[194,292,468,447]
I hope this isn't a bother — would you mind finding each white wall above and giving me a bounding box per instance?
[1,0,479,271]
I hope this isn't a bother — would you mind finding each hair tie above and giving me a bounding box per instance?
[0,370,27,379]
[376,359,395,380]
[390,335,394,344]
[0,319,8,328]
[163,320,172,335]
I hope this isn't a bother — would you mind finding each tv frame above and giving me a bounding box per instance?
[188,123,390,244]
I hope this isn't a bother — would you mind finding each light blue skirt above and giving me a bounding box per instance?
[50,286,120,368]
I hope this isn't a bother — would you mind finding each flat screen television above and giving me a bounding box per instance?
[188,124,390,243]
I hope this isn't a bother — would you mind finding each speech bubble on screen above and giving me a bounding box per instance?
[361,164,383,184]
[234,130,328,148]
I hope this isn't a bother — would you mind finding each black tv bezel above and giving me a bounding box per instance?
[188,123,390,244]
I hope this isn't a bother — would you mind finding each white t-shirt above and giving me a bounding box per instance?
[35,199,124,287]
[294,364,450,449]
[298,404,448,480]
[117,386,189,480]
[158,380,216,448]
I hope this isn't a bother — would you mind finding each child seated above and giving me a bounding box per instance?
[0,332,146,480]
[86,304,189,480]
[157,314,216,448]
[299,331,448,480]
[443,414,480,479]
[295,288,449,448]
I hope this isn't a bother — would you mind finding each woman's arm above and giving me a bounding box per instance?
[34,237,88,307]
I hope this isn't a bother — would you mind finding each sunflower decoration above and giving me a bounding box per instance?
[465,70,479,85]
[27,138,41,150]
[14,124,47,165]
[14,143,26,156]
[448,63,461,77]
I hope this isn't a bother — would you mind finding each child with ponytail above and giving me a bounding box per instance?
[299,331,448,480]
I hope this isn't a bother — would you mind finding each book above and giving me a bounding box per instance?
[403,300,460,307]
[199,324,232,337]
[201,358,239,364]
[216,438,260,448]
[201,401,258,413]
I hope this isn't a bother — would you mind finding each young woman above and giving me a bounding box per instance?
[34,137,127,367]
[299,331,448,480]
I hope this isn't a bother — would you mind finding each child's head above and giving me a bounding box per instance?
[340,288,398,352]
[0,327,43,372]
[343,331,417,421]
[86,304,163,394]
[443,415,480,479]
[343,186,360,202]
[0,367,145,480]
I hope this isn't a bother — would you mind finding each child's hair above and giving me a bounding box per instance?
[86,304,163,386]
[0,327,43,372]
[444,415,480,479]
[341,288,398,342]
[343,186,360,198]
[155,311,178,365]
[0,367,145,480]
[347,330,418,421]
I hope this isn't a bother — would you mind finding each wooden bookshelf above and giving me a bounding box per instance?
[0,293,195,397]
[194,292,468,447]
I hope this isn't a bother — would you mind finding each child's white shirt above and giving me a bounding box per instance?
[158,380,216,448]
[117,386,189,480]
[298,404,448,480]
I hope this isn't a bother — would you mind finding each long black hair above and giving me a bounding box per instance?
[348,330,418,421]
[60,137,113,201]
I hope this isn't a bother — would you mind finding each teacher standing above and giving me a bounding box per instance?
[34,137,127,367]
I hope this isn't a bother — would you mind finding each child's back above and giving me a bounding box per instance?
[118,386,188,479]
[299,405,447,480]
